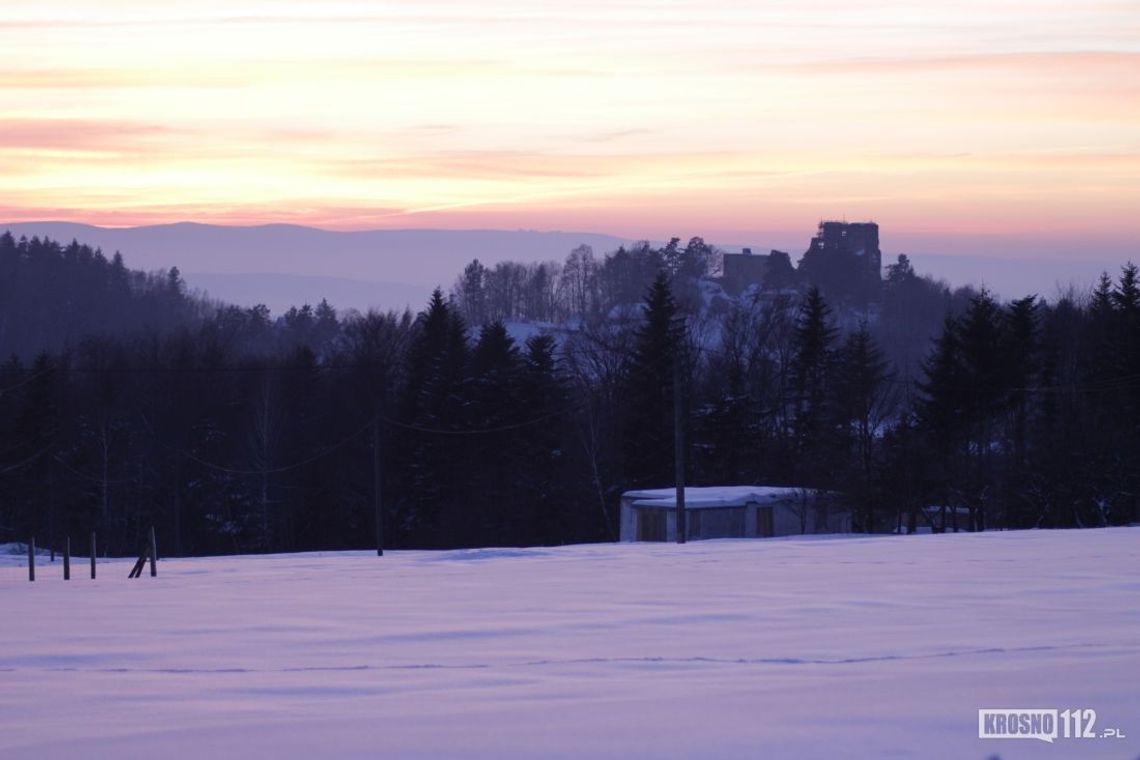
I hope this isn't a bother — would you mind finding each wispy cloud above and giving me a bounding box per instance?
[0,119,181,151]
[764,50,1140,75]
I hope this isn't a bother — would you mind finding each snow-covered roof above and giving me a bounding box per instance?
[623,486,802,510]
[920,505,972,516]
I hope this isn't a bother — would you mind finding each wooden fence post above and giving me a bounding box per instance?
[28,538,35,582]
[63,536,70,580]
[148,526,157,577]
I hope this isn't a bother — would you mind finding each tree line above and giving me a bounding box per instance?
[1,231,1136,556]
[452,236,720,326]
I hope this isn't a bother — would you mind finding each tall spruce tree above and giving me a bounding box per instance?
[834,324,892,531]
[918,315,965,531]
[518,334,570,545]
[957,290,1009,529]
[622,272,685,489]
[1005,295,1039,468]
[789,287,838,486]
[467,321,523,545]
[397,290,470,546]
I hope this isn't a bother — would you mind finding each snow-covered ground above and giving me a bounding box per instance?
[2,530,1137,760]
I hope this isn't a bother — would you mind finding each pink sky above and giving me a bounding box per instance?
[1,1,1138,258]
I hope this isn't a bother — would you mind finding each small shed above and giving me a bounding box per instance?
[620,486,848,542]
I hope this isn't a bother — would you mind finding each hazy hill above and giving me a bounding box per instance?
[901,252,1127,303]
[1,222,632,314]
[2,222,1126,313]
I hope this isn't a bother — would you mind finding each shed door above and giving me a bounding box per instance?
[636,510,666,541]
[755,506,774,537]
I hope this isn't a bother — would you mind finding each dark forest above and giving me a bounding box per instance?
[1,230,1137,556]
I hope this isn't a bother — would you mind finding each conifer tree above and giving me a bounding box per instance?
[397,289,470,546]
[1111,262,1139,316]
[789,287,838,485]
[1112,263,1140,431]
[956,290,1009,529]
[834,324,892,530]
[517,335,567,543]
[1005,295,1039,468]
[918,315,965,530]
[622,272,685,489]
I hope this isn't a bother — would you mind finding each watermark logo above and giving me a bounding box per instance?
[979,709,1058,743]
[979,708,1126,742]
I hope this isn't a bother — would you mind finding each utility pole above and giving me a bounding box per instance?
[373,401,383,557]
[673,350,686,544]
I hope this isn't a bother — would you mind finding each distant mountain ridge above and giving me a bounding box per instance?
[1,222,634,314]
[2,221,1125,313]
[0,222,633,279]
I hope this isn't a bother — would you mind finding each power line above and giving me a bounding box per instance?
[0,443,55,475]
[51,455,137,485]
[0,364,388,376]
[558,338,1140,395]
[139,411,378,477]
[133,397,587,476]
[0,369,49,396]
[381,400,586,436]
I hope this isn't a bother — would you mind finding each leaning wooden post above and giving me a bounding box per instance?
[28,538,35,582]
[63,536,71,581]
[128,544,149,579]
[90,532,96,580]
[148,526,157,577]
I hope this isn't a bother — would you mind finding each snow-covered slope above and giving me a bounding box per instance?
[2,530,1137,759]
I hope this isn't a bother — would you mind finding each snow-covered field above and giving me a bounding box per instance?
[2,530,1137,760]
